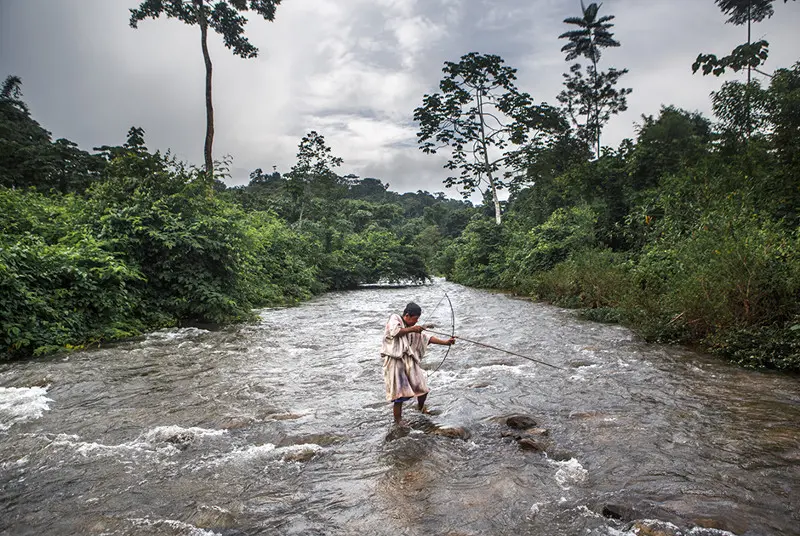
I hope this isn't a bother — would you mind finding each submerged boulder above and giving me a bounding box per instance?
[506,415,538,429]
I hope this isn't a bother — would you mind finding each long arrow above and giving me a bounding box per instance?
[424,328,566,371]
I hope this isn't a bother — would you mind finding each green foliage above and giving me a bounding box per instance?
[1,188,145,357]
[634,205,798,338]
[445,216,507,287]
[446,55,799,370]
[88,164,257,324]
[130,0,283,59]
[414,52,565,224]
[317,226,428,290]
[694,1,796,78]
[534,248,629,312]
[559,2,620,64]
[238,211,322,305]
[629,106,714,190]
[0,76,105,193]
[284,131,345,227]
[501,205,598,293]
[693,41,770,76]
[704,321,800,370]
[715,0,779,24]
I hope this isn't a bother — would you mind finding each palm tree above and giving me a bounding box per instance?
[559,1,621,156]
[559,1,620,67]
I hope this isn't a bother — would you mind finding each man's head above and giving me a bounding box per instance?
[402,302,422,325]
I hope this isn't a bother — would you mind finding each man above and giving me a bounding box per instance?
[381,302,455,426]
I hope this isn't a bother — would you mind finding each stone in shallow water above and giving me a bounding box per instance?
[218,416,254,430]
[517,438,545,451]
[430,426,471,440]
[282,448,318,462]
[623,520,683,536]
[506,415,538,429]
[187,504,237,529]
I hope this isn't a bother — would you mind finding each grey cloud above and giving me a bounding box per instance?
[2,0,799,196]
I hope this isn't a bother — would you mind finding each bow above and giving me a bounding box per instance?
[428,290,455,377]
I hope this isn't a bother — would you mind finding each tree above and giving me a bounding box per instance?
[130,0,284,176]
[630,106,714,190]
[0,76,104,192]
[558,1,631,157]
[693,0,796,79]
[414,52,564,224]
[285,131,343,227]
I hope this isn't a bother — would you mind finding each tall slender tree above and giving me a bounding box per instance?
[693,0,796,79]
[414,53,564,224]
[558,1,629,157]
[286,131,343,228]
[130,0,284,176]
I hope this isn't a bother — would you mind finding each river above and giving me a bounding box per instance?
[1,280,798,536]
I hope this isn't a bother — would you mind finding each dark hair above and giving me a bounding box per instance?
[403,302,422,317]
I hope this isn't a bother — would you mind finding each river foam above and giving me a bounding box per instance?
[551,457,588,489]
[0,385,52,431]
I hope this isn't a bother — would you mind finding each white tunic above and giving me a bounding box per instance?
[381,313,431,401]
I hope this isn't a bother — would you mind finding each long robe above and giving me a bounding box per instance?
[381,313,431,402]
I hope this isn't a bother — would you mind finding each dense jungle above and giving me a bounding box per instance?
[1,0,798,371]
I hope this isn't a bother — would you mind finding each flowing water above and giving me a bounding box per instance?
[1,280,799,536]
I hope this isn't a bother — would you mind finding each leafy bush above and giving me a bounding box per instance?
[501,205,598,293]
[447,216,506,288]
[534,248,630,310]
[1,189,144,357]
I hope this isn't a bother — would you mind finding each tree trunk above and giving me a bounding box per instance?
[745,0,752,141]
[477,90,502,224]
[592,58,600,158]
[197,0,214,176]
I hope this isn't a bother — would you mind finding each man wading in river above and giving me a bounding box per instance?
[382,302,455,426]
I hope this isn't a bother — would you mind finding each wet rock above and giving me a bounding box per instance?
[524,427,549,436]
[266,412,305,421]
[218,416,254,430]
[601,504,634,521]
[546,449,574,461]
[430,426,471,440]
[568,410,602,420]
[277,433,344,448]
[517,438,545,451]
[692,517,728,531]
[385,425,411,442]
[468,382,491,389]
[282,448,318,462]
[506,415,537,429]
[623,520,682,536]
[187,504,237,529]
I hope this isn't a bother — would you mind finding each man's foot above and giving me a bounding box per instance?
[394,419,410,428]
[418,405,441,416]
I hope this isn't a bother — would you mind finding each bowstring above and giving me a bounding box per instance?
[428,290,455,377]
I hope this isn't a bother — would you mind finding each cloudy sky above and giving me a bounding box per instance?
[1,0,799,199]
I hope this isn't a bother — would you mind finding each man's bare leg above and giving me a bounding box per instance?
[417,394,427,412]
[393,401,403,424]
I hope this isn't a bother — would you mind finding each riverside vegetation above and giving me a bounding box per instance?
[1,1,798,370]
